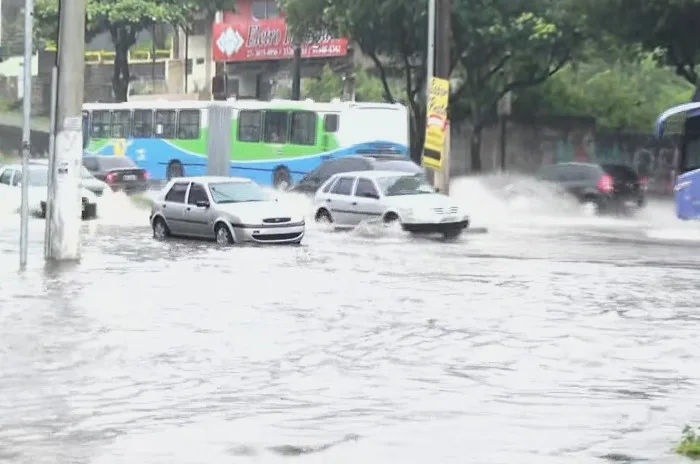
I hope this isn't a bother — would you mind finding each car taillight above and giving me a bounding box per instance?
[639,177,648,190]
[597,174,614,193]
[143,171,149,181]
[105,173,117,183]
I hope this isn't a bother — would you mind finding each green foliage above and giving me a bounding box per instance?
[515,54,693,131]
[302,66,403,103]
[34,0,233,101]
[579,0,700,85]
[677,425,700,459]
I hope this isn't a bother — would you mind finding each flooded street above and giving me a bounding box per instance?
[1,177,700,463]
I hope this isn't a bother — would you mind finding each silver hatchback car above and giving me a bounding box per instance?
[150,176,305,245]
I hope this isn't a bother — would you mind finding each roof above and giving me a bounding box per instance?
[168,176,252,184]
[332,170,420,179]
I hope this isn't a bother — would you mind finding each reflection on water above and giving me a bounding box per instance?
[0,176,700,463]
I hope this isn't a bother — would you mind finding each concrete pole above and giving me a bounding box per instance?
[45,0,85,261]
[19,0,33,269]
[426,0,435,103]
[43,66,57,258]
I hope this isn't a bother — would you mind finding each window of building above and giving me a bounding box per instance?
[110,110,131,138]
[290,111,316,145]
[178,110,200,139]
[238,110,262,142]
[251,0,279,19]
[132,109,153,138]
[90,110,110,138]
[263,111,288,143]
[154,110,177,138]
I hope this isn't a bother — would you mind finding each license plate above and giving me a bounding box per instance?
[440,216,457,223]
[624,200,637,208]
[123,174,136,181]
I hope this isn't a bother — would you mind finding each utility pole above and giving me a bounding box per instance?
[19,0,33,269]
[291,45,301,100]
[432,0,451,194]
[45,0,86,261]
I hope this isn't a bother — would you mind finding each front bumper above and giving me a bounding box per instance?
[402,218,470,233]
[233,222,305,244]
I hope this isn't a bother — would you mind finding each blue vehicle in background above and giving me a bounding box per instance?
[656,101,700,220]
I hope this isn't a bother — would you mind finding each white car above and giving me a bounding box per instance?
[313,170,470,238]
[149,176,305,245]
[0,162,98,219]
[30,159,109,197]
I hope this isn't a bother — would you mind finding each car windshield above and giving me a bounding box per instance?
[81,166,94,179]
[208,181,270,203]
[17,166,49,187]
[377,174,435,196]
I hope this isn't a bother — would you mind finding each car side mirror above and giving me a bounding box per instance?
[195,200,209,208]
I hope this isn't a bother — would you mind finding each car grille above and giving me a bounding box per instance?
[433,206,458,214]
[262,217,291,223]
[253,232,301,241]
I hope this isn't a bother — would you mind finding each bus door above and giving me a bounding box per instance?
[676,115,700,220]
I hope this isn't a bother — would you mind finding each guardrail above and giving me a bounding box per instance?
[43,44,172,63]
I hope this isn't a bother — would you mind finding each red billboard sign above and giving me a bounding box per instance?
[212,20,348,62]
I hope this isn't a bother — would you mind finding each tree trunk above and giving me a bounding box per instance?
[470,124,483,172]
[410,102,426,164]
[291,45,302,100]
[112,46,130,102]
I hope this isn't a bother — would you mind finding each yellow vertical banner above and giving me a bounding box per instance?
[422,77,450,170]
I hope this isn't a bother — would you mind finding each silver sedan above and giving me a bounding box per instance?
[149,176,305,245]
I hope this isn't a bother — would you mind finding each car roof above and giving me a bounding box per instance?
[332,170,419,179]
[552,162,600,168]
[168,176,252,184]
[2,163,46,170]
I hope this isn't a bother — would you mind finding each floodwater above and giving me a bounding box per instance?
[1,176,700,464]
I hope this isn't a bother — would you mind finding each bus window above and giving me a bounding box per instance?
[238,110,261,142]
[177,110,200,139]
[91,110,110,138]
[324,113,339,132]
[132,109,153,138]
[263,111,288,143]
[683,116,700,172]
[154,110,177,138]
[111,110,131,138]
[290,111,316,145]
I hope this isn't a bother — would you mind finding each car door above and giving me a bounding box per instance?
[327,176,357,224]
[184,182,215,238]
[349,177,384,224]
[296,160,337,193]
[161,181,190,235]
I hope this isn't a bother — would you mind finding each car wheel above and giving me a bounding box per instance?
[273,166,292,190]
[314,208,333,223]
[580,199,600,216]
[442,227,463,239]
[166,160,184,181]
[152,217,170,239]
[383,212,399,225]
[215,222,234,245]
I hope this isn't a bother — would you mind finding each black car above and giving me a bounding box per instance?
[535,162,647,214]
[289,154,425,195]
[82,155,149,194]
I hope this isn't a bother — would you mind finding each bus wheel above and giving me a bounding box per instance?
[167,160,184,180]
[273,166,292,190]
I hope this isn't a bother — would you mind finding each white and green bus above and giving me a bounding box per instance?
[82,99,410,187]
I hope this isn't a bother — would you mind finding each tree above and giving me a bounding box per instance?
[282,0,585,169]
[282,0,429,161]
[449,0,584,170]
[580,0,700,90]
[303,65,403,102]
[34,0,234,102]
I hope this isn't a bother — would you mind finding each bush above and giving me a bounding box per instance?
[677,425,700,459]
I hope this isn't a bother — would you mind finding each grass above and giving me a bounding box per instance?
[677,426,700,459]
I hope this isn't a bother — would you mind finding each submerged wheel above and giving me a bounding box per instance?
[167,160,185,180]
[383,212,399,224]
[215,222,234,245]
[152,217,170,239]
[273,166,292,190]
[442,227,463,239]
[314,208,333,223]
[580,198,600,216]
